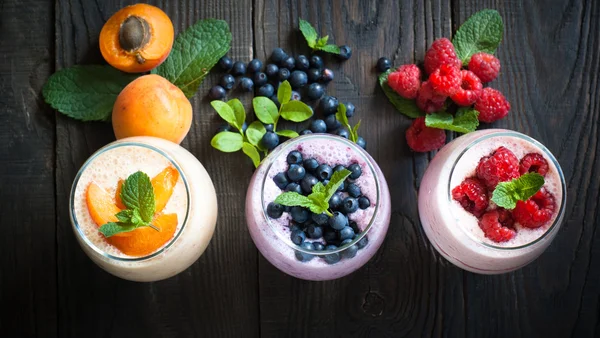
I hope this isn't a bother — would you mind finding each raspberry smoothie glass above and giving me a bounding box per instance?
[70,136,218,282]
[246,134,391,281]
[418,129,566,274]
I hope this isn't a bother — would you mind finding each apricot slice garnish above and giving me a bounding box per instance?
[151,166,179,213]
[86,183,130,237]
[108,213,178,257]
[114,179,126,209]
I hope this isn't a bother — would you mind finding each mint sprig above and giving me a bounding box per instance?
[99,171,158,237]
[425,107,480,134]
[335,103,361,143]
[491,173,545,210]
[274,169,351,216]
[299,19,341,55]
[452,9,503,65]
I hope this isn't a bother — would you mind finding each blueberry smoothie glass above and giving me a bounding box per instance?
[245,134,391,281]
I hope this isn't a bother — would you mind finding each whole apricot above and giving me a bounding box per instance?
[100,4,174,73]
[112,74,192,144]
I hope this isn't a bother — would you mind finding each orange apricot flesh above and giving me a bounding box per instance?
[108,213,178,257]
[85,183,130,237]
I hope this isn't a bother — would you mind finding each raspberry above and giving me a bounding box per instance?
[429,64,462,96]
[475,87,510,123]
[450,70,483,106]
[476,146,520,189]
[405,117,446,152]
[451,177,489,217]
[512,188,555,228]
[519,153,549,176]
[424,38,462,74]
[387,64,421,99]
[468,52,501,83]
[416,81,446,113]
[479,209,516,242]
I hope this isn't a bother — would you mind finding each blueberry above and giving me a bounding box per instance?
[319,96,339,115]
[273,172,289,190]
[307,68,322,83]
[329,192,343,209]
[269,95,281,108]
[271,48,287,64]
[358,196,370,209]
[337,45,352,60]
[306,224,324,239]
[311,212,329,226]
[340,239,358,259]
[266,202,284,219]
[291,91,301,101]
[333,165,346,173]
[289,70,308,89]
[324,114,341,131]
[278,68,290,81]
[265,63,279,78]
[323,231,338,244]
[345,102,355,118]
[260,131,279,150]
[342,197,359,214]
[312,242,325,251]
[336,180,345,192]
[339,226,355,241]
[356,234,369,249]
[329,211,348,230]
[247,59,263,73]
[356,136,367,150]
[264,124,274,132]
[231,61,246,76]
[253,72,268,87]
[300,129,312,135]
[323,246,341,264]
[257,84,275,97]
[291,206,309,223]
[306,83,325,100]
[220,74,235,90]
[285,182,302,194]
[321,68,334,83]
[295,55,310,71]
[286,150,303,165]
[316,164,333,181]
[309,119,327,133]
[290,222,302,233]
[216,124,230,133]
[239,77,254,92]
[281,56,295,70]
[348,163,362,179]
[301,174,318,194]
[346,183,361,198]
[376,57,392,72]
[208,85,226,100]
[241,121,248,133]
[290,229,306,245]
[303,158,319,172]
[286,164,305,182]
[295,242,315,262]
[336,128,349,139]
[310,55,324,70]
[218,56,233,70]
[349,221,360,234]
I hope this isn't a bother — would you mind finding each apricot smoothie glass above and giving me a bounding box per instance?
[418,129,566,274]
[245,134,392,281]
[70,136,218,282]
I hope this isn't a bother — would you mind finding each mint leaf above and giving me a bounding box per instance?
[252,96,279,124]
[227,99,246,130]
[211,100,238,128]
[131,208,145,225]
[115,209,133,223]
[312,182,326,195]
[211,131,243,152]
[42,65,137,122]
[246,121,266,147]
[153,19,232,97]
[277,80,292,105]
[120,171,155,223]
[318,44,341,54]
[378,70,425,118]
[324,169,351,201]
[336,103,349,126]
[491,173,545,209]
[307,194,329,215]
[274,192,316,209]
[425,108,479,133]
[299,19,318,48]
[351,120,361,143]
[452,9,503,65]
[276,130,299,138]
[316,35,329,48]
[280,101,313,122]
[99,222,138,238]
[242,142,261,168]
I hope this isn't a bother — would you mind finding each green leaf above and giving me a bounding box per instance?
[274,192,317,209]
[318,44,341,54]
[130,208,144,225]
[98,222,138,238]
[227,99,246,129]
[425,108,479,133]
[299,19,318,48]
[280,101,313,122]
[452,9,503,65]
[307,193,329,214]
[316,35,329,48]
[242,142,261,168]
[42,65,137,121]
[211,100,238,128]
[491,173,545,210]
[277,80,292,105]
[276,129,299,138]
[115,209,133,223]
[324,169,351,201]
[378,70,425,118]
[211,131,244,152]
[312,182,326,195]
[120,171,155,223]
[153,19,232,97]
[336,103,349,126]
[351,120,362,142]
[252,96,279,124]
[246,121,266,147]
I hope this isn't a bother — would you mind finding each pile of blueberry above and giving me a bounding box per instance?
[266,150,371,264]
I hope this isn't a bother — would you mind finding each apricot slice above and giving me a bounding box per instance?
[108,213,178,257]
[114,179,126,209]
[151,166,179,213]
[86,183,130,237]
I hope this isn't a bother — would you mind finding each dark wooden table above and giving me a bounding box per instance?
[2,0,599,337]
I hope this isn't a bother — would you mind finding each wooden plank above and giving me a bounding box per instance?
[0,0,57,336]
[54,0,259,337]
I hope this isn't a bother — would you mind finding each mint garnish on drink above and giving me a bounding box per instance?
[491,173,545,210]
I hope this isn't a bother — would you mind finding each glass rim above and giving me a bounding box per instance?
[69,140,191,262]
[259,134,380,256]
[447,130,567,250]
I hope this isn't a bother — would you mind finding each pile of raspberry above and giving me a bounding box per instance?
[451,147,556,243]
[385,38,510,152]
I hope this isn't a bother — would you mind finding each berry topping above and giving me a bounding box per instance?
[339,226,355,241]
[286,150,303,165]
[358,196,370,209]
[476,146,520,189]
[479,209,516,243]
[423,38,462,74]
[341,196,359,214]
[387,64,422,99]
[266,202,284,219]
[450,70,483,106]
[347,163,362,179]
[329,211,348,230]
[346,183,361,198]
[416,81,447,114]
[468,52,501,83]
[474,87,510,123]
[519,153,549,176]
[512,188,555,228]
[429,64,462,96]
[286,163,306,182]
[405,117,446,152]
[451,177,489,217]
